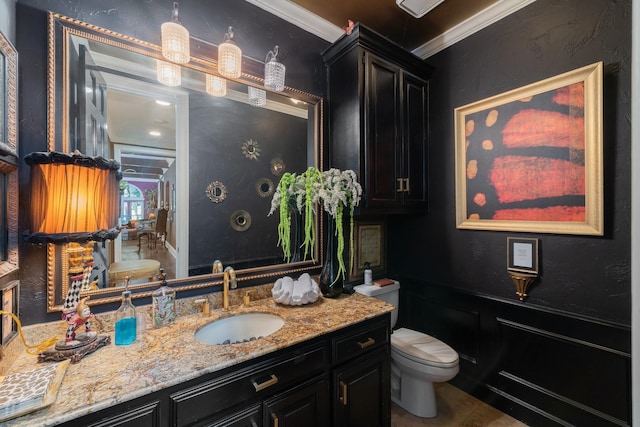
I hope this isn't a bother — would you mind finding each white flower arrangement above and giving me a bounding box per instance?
[268,167,362,282]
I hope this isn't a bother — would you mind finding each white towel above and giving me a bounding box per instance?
[272,276,294,304]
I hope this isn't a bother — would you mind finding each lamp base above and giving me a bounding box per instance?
[38,333,110,363]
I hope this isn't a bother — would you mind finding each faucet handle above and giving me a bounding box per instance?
[243,290,254,307]
[194,298,210,315]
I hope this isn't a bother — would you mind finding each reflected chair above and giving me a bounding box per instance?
[138,208,168,251]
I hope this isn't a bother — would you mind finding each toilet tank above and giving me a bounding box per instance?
[353,281,400,329]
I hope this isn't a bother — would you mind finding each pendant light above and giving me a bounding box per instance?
[157,60,181,86]
[218,26,242,79]
[264,45,285,92]
[161,2,190,64]
[206,74,227,97]
[248,86,266,107]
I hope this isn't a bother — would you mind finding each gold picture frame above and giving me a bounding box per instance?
[454,62,603,235]
[351,219,386,280]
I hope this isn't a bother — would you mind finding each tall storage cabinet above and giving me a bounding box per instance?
[323,24,432,214]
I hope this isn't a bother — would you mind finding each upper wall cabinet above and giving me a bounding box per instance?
[323,23,432,214]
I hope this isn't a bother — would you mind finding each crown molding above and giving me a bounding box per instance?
[243,0,344,42]
[412,0,537,58]
[244,0,536,59]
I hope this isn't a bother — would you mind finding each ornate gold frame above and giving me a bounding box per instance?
[45,13,325,311]
[0,30,18,280]
[454,62,603,235]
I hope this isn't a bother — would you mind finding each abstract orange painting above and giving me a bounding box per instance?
[455,62,603,235]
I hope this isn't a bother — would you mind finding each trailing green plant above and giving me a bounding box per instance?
[268,167,362,281]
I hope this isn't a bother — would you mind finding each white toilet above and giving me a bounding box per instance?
[354,281,459,418]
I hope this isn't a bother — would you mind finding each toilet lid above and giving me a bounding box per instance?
[391,328,459,368]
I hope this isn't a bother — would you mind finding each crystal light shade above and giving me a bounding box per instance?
[248,86,266,107]
[206,74,227,97]
[161,2,190,63]
[157,60,181,86]
[264,46,285,92]
[25,151,121,244]
[218,27,242,79]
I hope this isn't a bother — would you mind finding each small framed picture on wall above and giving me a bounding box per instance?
[507,237,539,275]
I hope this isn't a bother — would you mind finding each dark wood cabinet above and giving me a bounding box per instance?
[333,348,390,427]
[323,24,431,213]
[263,377,330,426]
[323,23,431,214]
[58,315,390,427]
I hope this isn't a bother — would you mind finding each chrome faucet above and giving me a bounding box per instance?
[222,266,236,310]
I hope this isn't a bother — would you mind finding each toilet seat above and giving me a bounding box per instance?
[391,328,458,368]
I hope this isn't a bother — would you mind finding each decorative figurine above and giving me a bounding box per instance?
[63,296,94,343]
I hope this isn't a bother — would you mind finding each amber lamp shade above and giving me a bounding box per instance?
[25,151,121,244]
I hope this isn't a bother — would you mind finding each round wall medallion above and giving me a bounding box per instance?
[242,139,261,160]
[256,177,275,198]
[205,181,228,203]
[270,158,286,176]
[230,210,252,232]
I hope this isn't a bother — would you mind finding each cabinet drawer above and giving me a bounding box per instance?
[332,319,389,365]
[171,344,326,426]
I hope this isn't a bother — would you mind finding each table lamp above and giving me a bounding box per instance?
[25,151,121,362]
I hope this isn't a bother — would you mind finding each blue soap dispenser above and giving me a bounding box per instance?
[115,276,137,345]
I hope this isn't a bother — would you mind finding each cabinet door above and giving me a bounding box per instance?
[401,71,429,208]
[205,404,262,427]
[80,400,163,427]
[333,348,390,427]
[263,378,330,427]
[364,52,403,209]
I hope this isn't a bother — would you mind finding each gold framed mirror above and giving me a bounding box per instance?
[46,13,324,311]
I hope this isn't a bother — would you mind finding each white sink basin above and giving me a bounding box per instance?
[195,313,285,345]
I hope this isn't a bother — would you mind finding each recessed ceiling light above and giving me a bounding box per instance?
[155,100,171,106]
[149,131,162,137]
[396,0,445,18]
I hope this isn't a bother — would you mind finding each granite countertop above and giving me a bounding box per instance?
[4,291,393,426]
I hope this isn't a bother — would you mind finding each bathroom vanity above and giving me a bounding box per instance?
[4,293,392,427]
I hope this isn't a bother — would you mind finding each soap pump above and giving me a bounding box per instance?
[152,268,176,327]
[364,262,373,285]
[115,276,137,345]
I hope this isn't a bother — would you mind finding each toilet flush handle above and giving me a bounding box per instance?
[357,337,375,349]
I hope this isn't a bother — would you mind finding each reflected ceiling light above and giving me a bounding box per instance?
[161,2,190,64]
[395,0,445,18]
[218,26,242,79]
[248,86,266,107]
[264,45,285,92]
[149,131,162,137]
[156,100,171,106]
[206,74,227,97]
[157,60,181,86]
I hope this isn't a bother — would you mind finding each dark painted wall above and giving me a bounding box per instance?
[15,0,329,324]
[387,1,631,424]
[188,90,308,272]
[388,0,631,324]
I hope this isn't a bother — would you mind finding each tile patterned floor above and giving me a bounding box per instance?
[391,383,528,426]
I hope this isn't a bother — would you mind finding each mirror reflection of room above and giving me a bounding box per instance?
[62,29,314,291]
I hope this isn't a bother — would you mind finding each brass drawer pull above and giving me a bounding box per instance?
[252,374,279,392]
[404,178,410,193]
[271,412,279,427]
[357,337,376,349]
[396,178,404,192]
[340,381,348,406]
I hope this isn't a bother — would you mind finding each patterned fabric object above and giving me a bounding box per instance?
[0,363,59,417]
